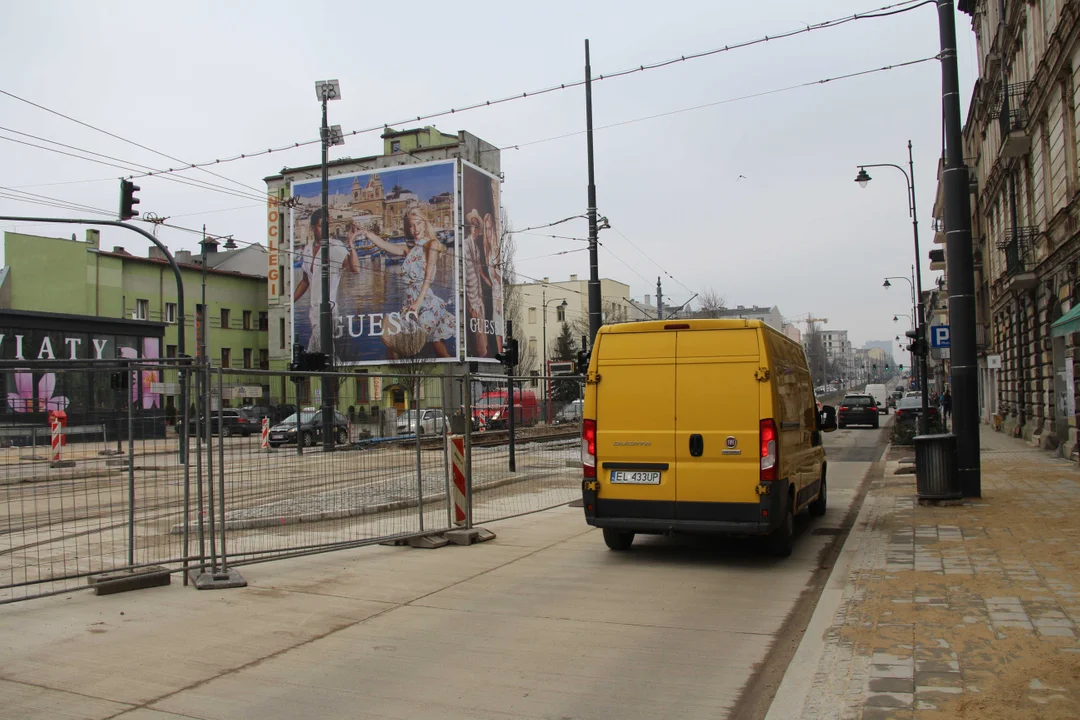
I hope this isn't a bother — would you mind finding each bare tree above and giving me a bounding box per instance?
[696,289,727,318]
[498,215,536,375]
[571,300,629,340]
[803,323,827,387]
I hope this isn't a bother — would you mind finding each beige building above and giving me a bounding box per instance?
[510,275,631,380]
[941,1,1080,454]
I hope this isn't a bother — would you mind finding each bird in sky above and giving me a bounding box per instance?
[737,175,748,181]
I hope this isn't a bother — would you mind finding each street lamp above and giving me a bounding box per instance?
[856,144,930,434]
[542,293,568,423]
[315,78,342,451]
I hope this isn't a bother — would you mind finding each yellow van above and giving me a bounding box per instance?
[580,319,837,556]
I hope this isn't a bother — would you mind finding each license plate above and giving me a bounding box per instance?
[270,434,285,440]
[610,470,661,485]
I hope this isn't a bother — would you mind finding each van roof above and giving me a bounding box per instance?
[599,318,769,334]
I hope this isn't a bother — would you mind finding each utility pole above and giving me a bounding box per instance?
[656,277,663,320]
[584,40,602,343]
[315,79,341,452]
[938,1,980,497]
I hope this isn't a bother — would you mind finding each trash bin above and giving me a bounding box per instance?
[914,433,960,500]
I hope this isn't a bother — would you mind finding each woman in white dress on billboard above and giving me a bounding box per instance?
[462,210,489,357]
[351,206,455,358]
[482,212,504,354]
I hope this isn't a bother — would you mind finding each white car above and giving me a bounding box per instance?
[397,409,446,435]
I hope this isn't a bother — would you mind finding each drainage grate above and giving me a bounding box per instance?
[811,527,845,536]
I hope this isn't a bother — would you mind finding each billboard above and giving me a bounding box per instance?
[290,160,458,364]
[460,160,503,361]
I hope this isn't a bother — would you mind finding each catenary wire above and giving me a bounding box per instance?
[47,0,928,182]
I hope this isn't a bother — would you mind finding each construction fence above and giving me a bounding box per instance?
[0,360,584,604]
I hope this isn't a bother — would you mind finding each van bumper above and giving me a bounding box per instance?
[583,479,790,536]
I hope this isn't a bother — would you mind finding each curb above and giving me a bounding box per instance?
[763,445,887,720]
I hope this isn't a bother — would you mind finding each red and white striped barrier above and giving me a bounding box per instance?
[450,435,467,526]
[50,416,62,463]
[260,417,270,450]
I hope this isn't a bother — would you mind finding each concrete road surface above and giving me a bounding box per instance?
[0,419,891,720]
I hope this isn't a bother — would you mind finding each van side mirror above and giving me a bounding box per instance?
[818,405,838,433]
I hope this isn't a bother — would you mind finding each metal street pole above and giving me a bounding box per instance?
[938,0,980,496]
[316,81,338,452]
[906,140,932,436]
[584,39,602,343]
[542,288,548,424]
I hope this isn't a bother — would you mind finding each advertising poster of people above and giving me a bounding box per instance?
[460,160,504,361]
[290,160,458,364]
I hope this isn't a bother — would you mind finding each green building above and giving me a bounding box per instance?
[0,229,270,414]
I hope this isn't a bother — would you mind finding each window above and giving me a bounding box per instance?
[243,310,252,330]
[259,349,268,370]
[135,299,149,320]
[391,140,402,153]
[530,370,539,388]
[279,318,286,349]
[243,348,252,369]
[221,348,231,368]
[556,305,566,322]
[166,345,177,359]
[164,302,177,324]
[356,370,370,402]
[529,337,537,358]
[259,311,268,331]
[220,308,231,328]
[278,267,285,296]
[528,307,537,324]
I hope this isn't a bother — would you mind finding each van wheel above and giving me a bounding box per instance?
[602,528,635,551]
[809,473,827,517]
[767,494,795,557]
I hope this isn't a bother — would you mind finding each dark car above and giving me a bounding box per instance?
[894,396,940,424]
[240,404,296,426]
[838,394,880,429]
[182,408,258,437]
[268,409,350,448]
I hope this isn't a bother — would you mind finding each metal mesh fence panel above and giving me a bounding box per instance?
[0,361,195,603]
[467,373,582,525]
[208,368,454,564]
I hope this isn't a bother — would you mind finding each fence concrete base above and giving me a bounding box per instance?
[89,566,171,595]
[407,534,449,549]
[188,568,247,590]
[445,527,496,546]
[49,460,76,469]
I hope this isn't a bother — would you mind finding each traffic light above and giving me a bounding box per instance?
[575,335,590,375]
[885,363,890,371]
[495,338,519,369]
[905,329,928,357]
[119,179,141,220]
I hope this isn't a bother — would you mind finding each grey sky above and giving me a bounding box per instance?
[0,0,978,349]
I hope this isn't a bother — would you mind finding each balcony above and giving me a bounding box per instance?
[996,225,1038,290]
[996,82,1032,158]
[928,248,946,271]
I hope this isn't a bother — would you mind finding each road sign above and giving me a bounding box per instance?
[150,382,180,395]
[231,385,262,399]
[930,325,951,349]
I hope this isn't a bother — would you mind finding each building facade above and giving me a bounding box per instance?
[949,0,1080,454]
[1,229,269,413]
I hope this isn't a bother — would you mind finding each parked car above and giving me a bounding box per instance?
[895,396,940,424]
[268,409,350,448]
[181,408,258,437]
[239,404,296,426]
[553,399,584,424]
[397,408,446,435]
[837,394,880,429]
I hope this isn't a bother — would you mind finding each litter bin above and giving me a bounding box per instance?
[914,433,961,500]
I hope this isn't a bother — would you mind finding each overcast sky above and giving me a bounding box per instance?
[0,0,978,350]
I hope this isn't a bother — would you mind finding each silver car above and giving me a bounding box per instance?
[397,409,446,435]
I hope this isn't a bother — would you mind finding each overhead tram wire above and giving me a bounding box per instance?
[0,89,272,198]
[39,0,930,183]
[608,225,695,296]
[0,128,278,205]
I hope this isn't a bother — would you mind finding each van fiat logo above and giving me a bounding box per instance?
[726,436,737,448]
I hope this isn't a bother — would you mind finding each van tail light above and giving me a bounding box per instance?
[582,419,597,479]
[760,418,778,482]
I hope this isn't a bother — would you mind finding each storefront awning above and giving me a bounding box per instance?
[1051,304,1080,337]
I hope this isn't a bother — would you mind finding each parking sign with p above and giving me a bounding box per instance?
[930,325,950,349]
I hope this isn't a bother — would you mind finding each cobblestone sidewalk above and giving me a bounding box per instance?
[795,428,1080,720]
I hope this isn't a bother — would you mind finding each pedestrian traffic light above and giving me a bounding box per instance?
[119,179,141,221]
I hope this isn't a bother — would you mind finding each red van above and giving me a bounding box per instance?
[474,389,539,429]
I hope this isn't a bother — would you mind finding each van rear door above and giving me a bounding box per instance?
[595,330,676,520]
[675,328,763,520]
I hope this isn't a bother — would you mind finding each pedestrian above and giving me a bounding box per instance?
[942,389,952,426]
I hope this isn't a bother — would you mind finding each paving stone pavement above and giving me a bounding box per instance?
[795,428,1080,720]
